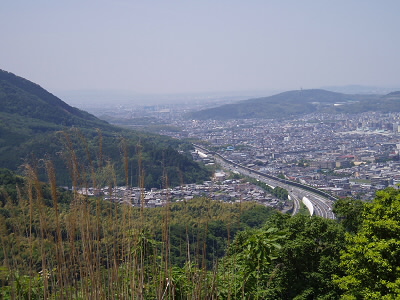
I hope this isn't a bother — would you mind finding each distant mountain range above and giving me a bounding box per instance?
[0,69,210,187]
[188,89,400,120]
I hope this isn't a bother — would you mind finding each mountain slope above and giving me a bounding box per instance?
[323,90,400,114]
[0,69,210,187]
[188,89,381,120]
[0,70,110,128]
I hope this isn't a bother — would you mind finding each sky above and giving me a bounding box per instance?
[1,0,399,96]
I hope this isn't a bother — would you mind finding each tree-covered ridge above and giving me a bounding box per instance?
[187,88,400,120]
[3,126,210,188]
[0,121,211,188]
[0,69,210,187]
[0,70,106,128]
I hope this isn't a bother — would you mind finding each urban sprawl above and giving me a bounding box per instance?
[88,102,400,210]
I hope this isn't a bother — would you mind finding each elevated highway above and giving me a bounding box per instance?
[194,144,336,219]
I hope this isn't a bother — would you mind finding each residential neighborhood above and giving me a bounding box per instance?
[88,101,400,204]
[154,110,400,201]
[78,175,290,211]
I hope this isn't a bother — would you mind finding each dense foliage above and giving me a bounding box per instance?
[336,188,400,299]
[264,214,347,299]
[0,168,275,298]
[2,167,400,299]
[0,69,211,188]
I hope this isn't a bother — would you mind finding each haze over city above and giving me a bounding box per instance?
[1,0,399,100]
[4,1,400,298]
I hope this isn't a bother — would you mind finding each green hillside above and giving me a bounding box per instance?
[188,89,382,120]
[2,168,400,298]
[0,69,210,188]
[0,70,108,128]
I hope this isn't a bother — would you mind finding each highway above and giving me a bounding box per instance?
[194,145,336,219]
[289,192,301,216]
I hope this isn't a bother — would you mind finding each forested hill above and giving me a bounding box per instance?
[0,69,110,129]
[188,89,382,120]
[0,69,210,187]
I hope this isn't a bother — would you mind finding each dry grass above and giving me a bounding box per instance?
[0,129,256,299]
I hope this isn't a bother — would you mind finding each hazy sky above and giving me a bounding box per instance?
[1,1,399,94]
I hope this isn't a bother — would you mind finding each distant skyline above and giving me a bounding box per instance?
[1,1,399,96]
